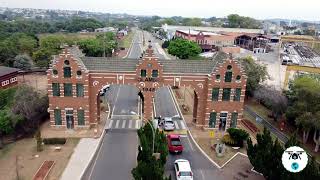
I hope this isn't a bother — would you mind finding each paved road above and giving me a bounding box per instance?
[154,87,180,118]
[165,135,224,180]
[143,31,169,59]
[84,85,140,180]
[128,30,143,59]
[86,130,138,180]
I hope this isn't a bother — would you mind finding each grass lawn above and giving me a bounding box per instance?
[119,32,134,49]
[0,138,79,180]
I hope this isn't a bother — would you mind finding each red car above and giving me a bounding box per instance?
[167,134,183,153]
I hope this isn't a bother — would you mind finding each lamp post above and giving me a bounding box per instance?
[141,117,155,154]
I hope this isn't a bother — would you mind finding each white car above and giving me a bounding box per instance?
[174,159,193,180]
[163,117,175,131]
[99,85,110,96]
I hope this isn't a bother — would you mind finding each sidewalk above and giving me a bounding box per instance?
[60,137,103,180]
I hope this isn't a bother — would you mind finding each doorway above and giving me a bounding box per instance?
[66,110,74,129]
[219,112,227,131]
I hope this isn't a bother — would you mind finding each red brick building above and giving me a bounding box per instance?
[0,66,19,89]
[175,30,236,52]
[47,46,247,131]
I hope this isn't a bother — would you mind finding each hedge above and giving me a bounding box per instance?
[43,138,66,145]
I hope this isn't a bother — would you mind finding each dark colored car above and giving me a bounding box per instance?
[167,134,183,153]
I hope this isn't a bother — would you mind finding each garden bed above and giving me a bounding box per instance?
[33,160,55,180]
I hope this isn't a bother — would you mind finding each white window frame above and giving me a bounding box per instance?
[10,77,17,83]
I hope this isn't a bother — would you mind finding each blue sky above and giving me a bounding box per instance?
[0,0,319,21]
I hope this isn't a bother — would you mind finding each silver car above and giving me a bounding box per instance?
[163,117,175,131]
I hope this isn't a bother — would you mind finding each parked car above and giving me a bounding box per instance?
[99,85,110,96]
[174,159,193,180]
[167,134,183,153]
[163,117,175,131]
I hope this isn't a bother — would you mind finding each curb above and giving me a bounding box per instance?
[79,108,111,179]
[169,86,251,170]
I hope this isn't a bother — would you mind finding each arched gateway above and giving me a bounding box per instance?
[47,45,247,131]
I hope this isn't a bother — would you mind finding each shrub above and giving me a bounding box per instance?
[222,134,236,146]
[227,128,249,147]
[43,138,66,145]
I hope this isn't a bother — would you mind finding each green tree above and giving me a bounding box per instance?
[132,123,169,180]
[227,128,249,147]
[247,128,320,180]
[313,111,320,152]
[226,14,261,29]
[168,38,201,59]
[182,18,202,26]
[240,56,269,96]
[78,39,104,57]
[13,54,32,70]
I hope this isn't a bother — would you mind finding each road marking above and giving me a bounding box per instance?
[115,120,120,128]
[167,86,179,117]
[111,86,121,118]
[200,170,205,180]
[174,121,180,129]
[180,121,186,129]
[186,135,195,151]
[88,137,105,180]
[135,120,139,129]
[121,120,126,128]
[107,120,114,129]
[129,120,132,129]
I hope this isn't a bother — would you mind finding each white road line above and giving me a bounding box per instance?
[135,120,139,129]
[180,121,186,129]
[174,121,180,129]
[167,86,179,116]
[200,170,205,180]
[121,120,126,128]
[186,135,195,151]
[107,120,114,129]
[115,120,120,129]
[129,120,132,129]
[111,86,121,118]
[88,138,105,180]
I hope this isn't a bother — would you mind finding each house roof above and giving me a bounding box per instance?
[0,66,20,77]
[79,52,227,74]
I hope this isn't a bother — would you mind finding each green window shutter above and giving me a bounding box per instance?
[234,88,241,101]
[224,71,232,82]
[152,70,158,78]
[64,83,73,97]
[76,84,84,97]
[64,67,71,78]
[52,83,60,96]
[141,69,146,77]
[54,109,61,125]
[77,110,85,126]
[222,88,231,101]
[211,88,219,101]
[231,112,238,128]
[209,112,217,128]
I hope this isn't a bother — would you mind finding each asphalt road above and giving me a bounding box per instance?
[154,87,180,118]
[128,30,143,59]
[84,85,140,180]
[86,130,138,180]
[165,135,225,180]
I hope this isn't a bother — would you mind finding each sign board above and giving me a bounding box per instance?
[209,131,215,138]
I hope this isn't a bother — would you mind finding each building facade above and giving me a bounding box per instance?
[0,66,19,89]
[175,30,235,51]
[47,46,247,131]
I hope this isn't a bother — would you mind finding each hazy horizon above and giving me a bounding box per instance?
[0,0,319,22]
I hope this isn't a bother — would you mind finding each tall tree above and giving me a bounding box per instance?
[313,111,320,152]
[13,54,32,70]
[240,56,269,96]
[168,38,201,59]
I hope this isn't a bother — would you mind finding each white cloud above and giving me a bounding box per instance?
[0,0,319,21]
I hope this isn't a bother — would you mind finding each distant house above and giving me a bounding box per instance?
[95,27,117,33]
[117,30,128,39]
[0,66,20,89]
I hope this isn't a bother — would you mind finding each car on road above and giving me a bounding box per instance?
[174,159,193,180]
[99,85,110,96]
[167,134,183,153]
[163,117,175,131]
